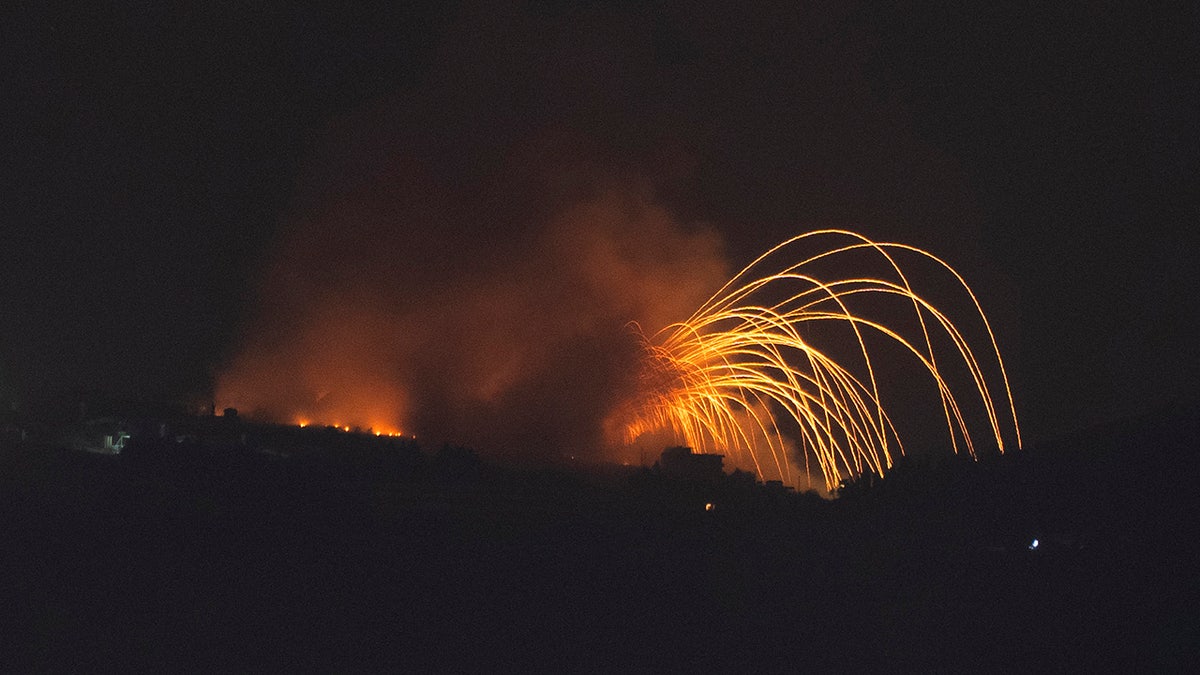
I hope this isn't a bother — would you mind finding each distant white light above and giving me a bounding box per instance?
[1029,538,1040,550]
[705,502,715,512]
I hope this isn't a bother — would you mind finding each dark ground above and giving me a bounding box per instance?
[2,407,1197,671]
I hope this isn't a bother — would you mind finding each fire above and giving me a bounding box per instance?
[221,215,1016,490]
[292,416,404,437]
[612,230,1021,492]
[215,186,728,460]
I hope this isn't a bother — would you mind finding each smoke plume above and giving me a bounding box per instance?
[217,140,728,463]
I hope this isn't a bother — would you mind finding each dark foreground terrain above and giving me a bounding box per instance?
[2,408,1197,671]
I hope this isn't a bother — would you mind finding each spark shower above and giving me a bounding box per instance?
[219,207,1020,492]
[611,230,1021,492]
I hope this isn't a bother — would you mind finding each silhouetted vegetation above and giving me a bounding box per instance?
[1,404,1197,670]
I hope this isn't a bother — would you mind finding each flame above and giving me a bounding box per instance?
[292,415,405,437]
[216,186,727,459]
[222,218,1017,490]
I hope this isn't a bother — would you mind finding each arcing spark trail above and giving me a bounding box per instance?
[613,230,1021,492]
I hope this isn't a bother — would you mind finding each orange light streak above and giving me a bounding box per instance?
[614,230,1021,492]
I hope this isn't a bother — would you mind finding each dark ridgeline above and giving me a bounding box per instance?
[656,445,726,482]
[0,403,1196,671]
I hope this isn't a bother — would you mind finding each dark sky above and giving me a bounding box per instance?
[3,1,1196,448]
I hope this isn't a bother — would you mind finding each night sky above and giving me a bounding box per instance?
[4,2,1196,451]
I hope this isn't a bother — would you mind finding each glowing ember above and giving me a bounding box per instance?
[291,416,404,437]
[611,230,1021,492]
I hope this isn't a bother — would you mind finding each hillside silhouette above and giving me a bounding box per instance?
[2,402,1196,670]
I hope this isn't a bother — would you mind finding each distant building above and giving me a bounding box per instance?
[68,417,130,454]
[658,445,725,481]
[762,479,795,495]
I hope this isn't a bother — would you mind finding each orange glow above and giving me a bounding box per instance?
[215,188,728,461]
[216,299,412,445]
[293,419,406,437]
[611,230,1021,492]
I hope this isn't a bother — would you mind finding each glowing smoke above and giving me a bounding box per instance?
[216,152,729,461]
